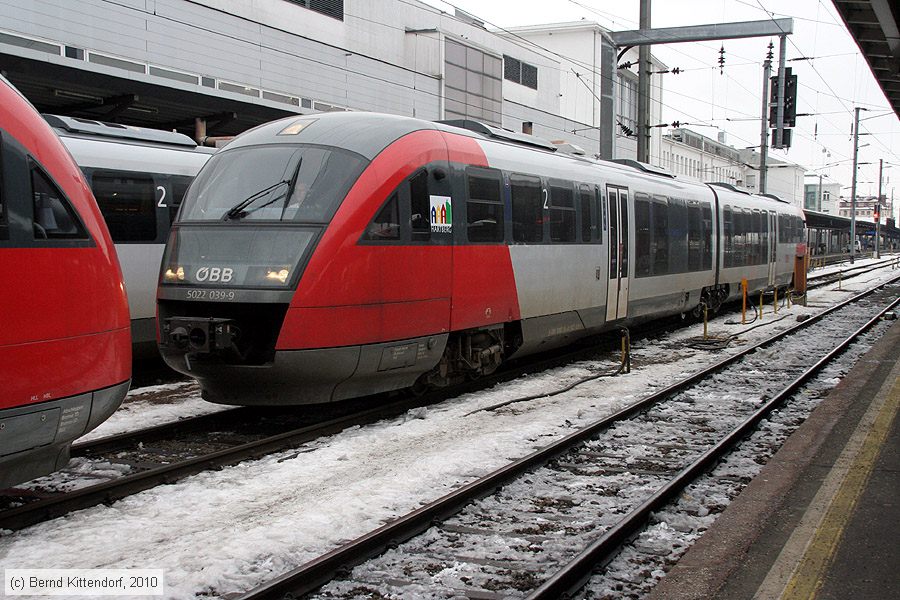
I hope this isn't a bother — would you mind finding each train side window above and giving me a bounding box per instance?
[668,197,688,274]
[701,204,712,269]
[409,170,431,242]
[92,171,157,242]
[510,173,543,243]
[687,201,702,271]
[30,162,87,240]
[579,184,594,242]
[753,209,764,264]
[363,192,400,241]
[169,176,193,225]
[723,205,734,268]
[549,181,576,243]
[466,167,504,243]
[634,193,651,277]
[0,134,6,241]
[596,187,604,243]
[651,197,669,275]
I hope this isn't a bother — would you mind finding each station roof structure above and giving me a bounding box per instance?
[0,52,296,138]
[832,0,900,118]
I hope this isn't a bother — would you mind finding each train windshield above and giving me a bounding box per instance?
[179,144,366,223]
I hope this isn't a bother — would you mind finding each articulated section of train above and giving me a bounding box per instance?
[0,77,131,488]
[156,112,805,405]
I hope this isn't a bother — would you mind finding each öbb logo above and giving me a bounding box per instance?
[195,266,234,283]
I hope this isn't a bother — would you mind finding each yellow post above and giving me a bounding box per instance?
[741,278,748,325]
[759,292,764,320]
[774,287,779,314]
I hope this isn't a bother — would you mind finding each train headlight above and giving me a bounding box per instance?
[164,266,185,282]
[265,268,290,284]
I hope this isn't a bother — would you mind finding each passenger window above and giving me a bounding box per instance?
[549,182,575,243]
[409,170,431,242]
[31,163,87,240]
[92,171,157,242]
[687,201,702,271]
[0,137,6,241]
[651,198,669,275]
[668,197,688,274]
[467,168,504,243]
[702,204,712,269]
[363,192,400,240]
[724,206,734,268]
[579,184,593,242]
[634,194,651,277]
[511,174,543,243]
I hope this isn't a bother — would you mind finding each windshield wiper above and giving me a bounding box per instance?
[223,179,291,221]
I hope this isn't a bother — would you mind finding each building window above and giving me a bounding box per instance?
[503,55,538,90]
[284,0,343,20]
[445,40,503,125]
[618,73,638,135]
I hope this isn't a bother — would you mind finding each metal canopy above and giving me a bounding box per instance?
[832,0,900,118]
[0,52,296,138]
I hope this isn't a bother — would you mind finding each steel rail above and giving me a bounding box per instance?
[237,275,900,600]
[528,287,900,598]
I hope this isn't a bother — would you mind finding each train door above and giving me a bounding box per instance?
[767,210,777,286]
[606,186,630,322]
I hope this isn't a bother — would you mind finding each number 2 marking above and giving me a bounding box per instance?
[157,186,167,208]
[542,188,549,210]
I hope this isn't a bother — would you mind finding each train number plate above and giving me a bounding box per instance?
[184,289,236,301]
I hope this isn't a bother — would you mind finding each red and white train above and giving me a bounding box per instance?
[157,112,805,405]
[0,76,131,488]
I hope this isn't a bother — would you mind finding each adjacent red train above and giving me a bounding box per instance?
[0,76,131,489]
[158,112,804,405]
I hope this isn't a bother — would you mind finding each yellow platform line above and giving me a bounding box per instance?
[779,374,900,600]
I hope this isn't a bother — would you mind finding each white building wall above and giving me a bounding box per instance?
[503,22,666,161]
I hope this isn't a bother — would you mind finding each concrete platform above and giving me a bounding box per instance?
[646,316,900,600]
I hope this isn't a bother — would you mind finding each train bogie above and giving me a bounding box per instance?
[157,112,805,406]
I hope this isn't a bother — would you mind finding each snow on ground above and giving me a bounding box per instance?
[1,263,897,600]
[76,381,229,444]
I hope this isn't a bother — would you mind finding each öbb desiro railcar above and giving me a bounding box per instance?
[0,77,131,488]
[156,113,804,405]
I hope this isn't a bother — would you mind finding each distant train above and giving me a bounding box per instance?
[156,113,805,405]
[46,115,214,356]
[0,77,131,488]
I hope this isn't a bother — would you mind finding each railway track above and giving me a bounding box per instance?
[1,262,893,535]
[236,273,900,600]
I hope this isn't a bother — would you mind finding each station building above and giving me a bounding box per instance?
[0,0,663,158]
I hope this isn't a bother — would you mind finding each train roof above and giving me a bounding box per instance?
[216,112,798,212]
[44,114,204,149]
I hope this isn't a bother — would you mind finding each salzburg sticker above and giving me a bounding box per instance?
[430,195,452,233]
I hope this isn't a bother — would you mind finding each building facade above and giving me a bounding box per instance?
[0,0,666,158]
[659,128,744,187]
[803,179,842,214]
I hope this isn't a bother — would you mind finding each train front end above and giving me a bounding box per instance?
[157,114,399,405]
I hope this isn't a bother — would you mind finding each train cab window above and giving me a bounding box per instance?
[409,170,431,242]
[549,182,576,243]
[363,192,400,241]
[579,184,594,242]
[168,176,193,225]
[92,171,157,242]
[466,168,504,243]
[511,174,543,243]
[31,162,87,240]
